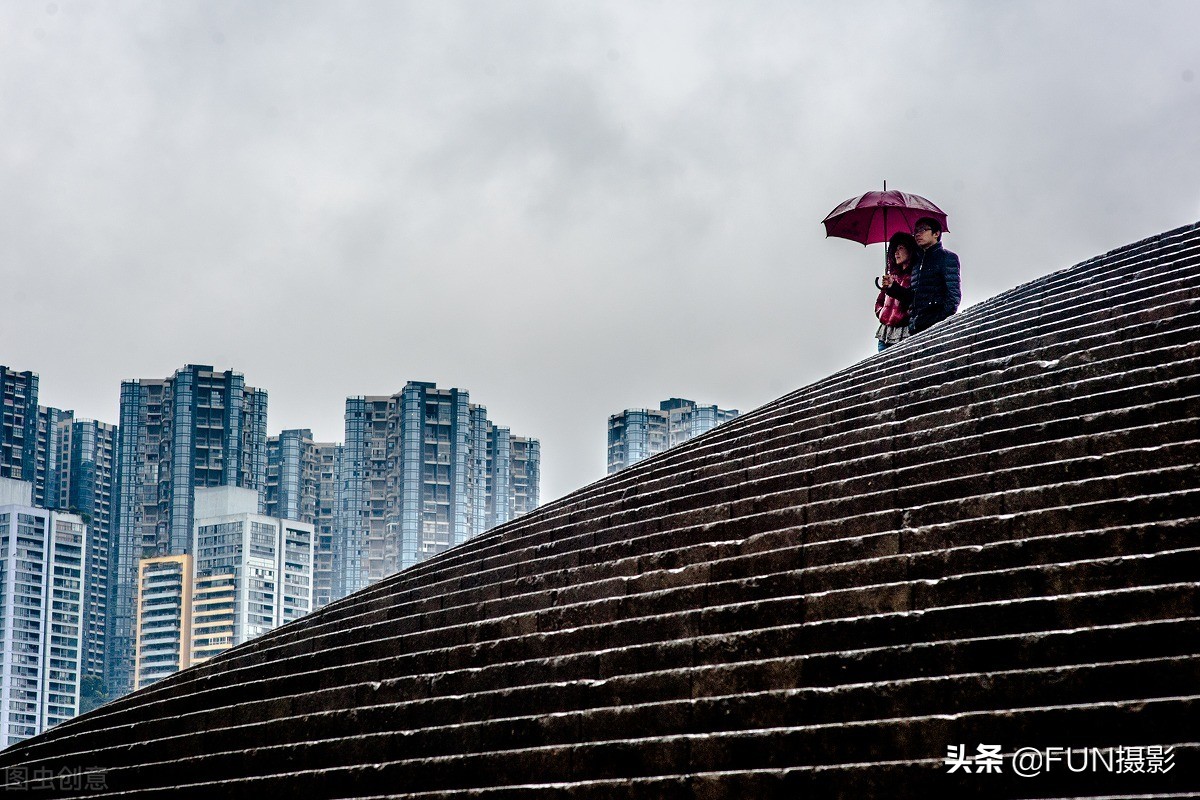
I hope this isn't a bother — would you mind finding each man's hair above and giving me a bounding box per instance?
[915,217,942,235]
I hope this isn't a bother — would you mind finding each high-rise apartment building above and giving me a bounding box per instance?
[335,382,539,598]
[661,397,740,447]
[110,365,268,696]
[0,478,86,748]
[607,398,739,474]
[511,436,541,518]
[313,441,341,610]
[266,431,341,610]
[391,383,472,572]
[1,369,119,695]
[57,418,119,683]
[192,487,314,658]
[470,419,541,532]
[265,429,317,523]
[469,406,491,537]
[607,409,669,474]
[338,385,471,593]
[1,367,39,486]
[7,376,119,688]
[481,419,510,531]
[132,488,314,689]
[34,406,71,510]
[334,395,388,600]
[132,554,193,691]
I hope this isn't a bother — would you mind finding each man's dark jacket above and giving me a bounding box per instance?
[885,241,961,333]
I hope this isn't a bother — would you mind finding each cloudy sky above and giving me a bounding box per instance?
[3,1,1198,502]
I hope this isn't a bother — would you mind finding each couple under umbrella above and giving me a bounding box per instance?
[822,184,961,351]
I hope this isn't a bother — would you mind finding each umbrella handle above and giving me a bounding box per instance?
[875,276,884,290]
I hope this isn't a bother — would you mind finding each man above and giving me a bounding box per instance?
[882,216,961,334]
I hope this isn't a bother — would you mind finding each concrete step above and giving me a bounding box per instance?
[67,695,1200,796]
[54,652,1200,784]
[623,286,1200,485]
[391,744,1200,800]
[70,484,1195,762]
[35,541,1195,764]
[427,350,1200,599]
[191,474,1200,704]
[467,433,1198,616]
[588,325,1200,523]
[71,484,1199,750]
[21,580,1198,772]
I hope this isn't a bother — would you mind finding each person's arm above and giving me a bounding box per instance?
[882,278,914,305]
[943,252,962,315]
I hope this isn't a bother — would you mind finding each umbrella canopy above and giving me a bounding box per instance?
[822,189,948,246]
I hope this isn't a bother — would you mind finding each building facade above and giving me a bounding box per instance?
[34,406,71,510]
[191,487,314,661]
[132,488,314,689]
[0,367,39,487]
[0,479,86,748]
[266,430,341,610]
[335,383,539,598]
[338,385,473,593]
[5,371,119,691]
[510,436,541,518]
[110,365,268,696]
[265,429,317,524]
[482,420,510,531]
[311,441,342,610]
[607,408,669,474]
[662,397,740,447]
[132,554,193,691]
[607,398,739,474]
[56,418,119,681]
[334,396,389,600]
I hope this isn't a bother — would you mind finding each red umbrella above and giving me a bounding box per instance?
[822,183,948,246]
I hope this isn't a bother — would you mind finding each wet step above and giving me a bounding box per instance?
[66,695,1200,797]
[29,540,1198,765]
[58,652,1200,783]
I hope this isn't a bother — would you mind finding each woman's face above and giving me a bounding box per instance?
[894,245,910,265]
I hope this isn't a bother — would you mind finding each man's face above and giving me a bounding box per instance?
[914,223,939,250]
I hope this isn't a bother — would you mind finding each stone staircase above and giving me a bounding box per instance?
[2,221,1198,798]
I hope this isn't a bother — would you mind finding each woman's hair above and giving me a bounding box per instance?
[886,232,919,272]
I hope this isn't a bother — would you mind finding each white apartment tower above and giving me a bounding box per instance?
[0,478,86,748]
[132,487,315,689]
[190,487,314,663]
[132,555,193,690]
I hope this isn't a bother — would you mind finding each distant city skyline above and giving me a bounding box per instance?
[10,360,733,494]
[2,360,544,708]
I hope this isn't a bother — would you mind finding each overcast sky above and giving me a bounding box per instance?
[3,1,1198,502]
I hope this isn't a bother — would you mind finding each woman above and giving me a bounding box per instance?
[874,232,917,351]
